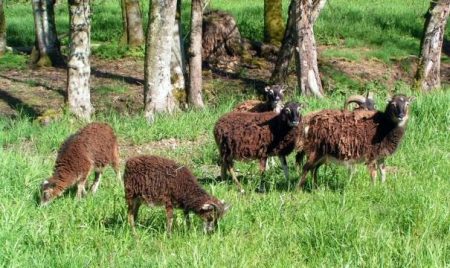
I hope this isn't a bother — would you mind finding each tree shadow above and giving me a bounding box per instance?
[91,68,144,86]
[0,74,66,98]
[0,89,41,119]
[443,38,450,57]
[208,67,268,95]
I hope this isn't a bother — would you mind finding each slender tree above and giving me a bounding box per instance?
[144,0,177,122]
[31,0,64,67]
[264,0,285,45]
[415,0,450,91]
[171,0,186,95]
[187,0,205,108]
[271,0,326,97]
[67,0,93,120]
[120,0,144,47]
[0,0,6,56]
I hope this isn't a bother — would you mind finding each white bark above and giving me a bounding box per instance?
[67,0,93,120]
[144,0,178,122]
[170,0,186,94]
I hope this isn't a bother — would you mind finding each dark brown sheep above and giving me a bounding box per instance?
[40,122,120,205]
[296,94,414,188]
[214,102,303,192]
[123,155,230,234]
[233,85,286,113]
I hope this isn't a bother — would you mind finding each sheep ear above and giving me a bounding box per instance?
[264,86,270,92]
[201,203,214,211]
[280,85,287,93]
[386,94,393,103]
[408,96,416,103]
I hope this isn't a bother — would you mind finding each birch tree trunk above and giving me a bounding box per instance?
[264,0,285,45]
[271,0,326,92]
[0,0,6,56]
[171,0,186,97]
[294,0,326,97]
[144,0,177,122]
[67,0,93,120]
[270,0,296,84]
[31,0,64,67]
[187,0,205,108]
[415,0,450,91]
[120,0,144,47]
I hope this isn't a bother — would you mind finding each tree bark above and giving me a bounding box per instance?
[171,0,187,97]
[144,0,178,122]
[31,0,64,67]
[264,0,285,45]
[187,0,205,108]
[415,0,450,91]
[271,0,326,90]
[0,0,6,56]
[67,0,93,120]
[120,0,144,47]
[270,0,296,84]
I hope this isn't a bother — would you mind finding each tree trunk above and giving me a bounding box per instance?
[187,0,205,108]
[67,0,93,120]
[0,0,6,56]
[144,0,178,122]
[270,0,296,84]
[120,0,144,47]
[415,0,450,91]
[271,0,326,90]
[31,0,64,67]
[171,0,187,98]
[264,0,285,45]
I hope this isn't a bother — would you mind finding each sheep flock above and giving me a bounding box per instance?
[38,89,414,234]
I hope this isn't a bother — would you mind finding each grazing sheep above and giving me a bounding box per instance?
[296,94,414,188]
[214,102,303,192]
[343,92,375,111]
[123,155,230,234]
[233,85,286,113]
[40,122,120,205]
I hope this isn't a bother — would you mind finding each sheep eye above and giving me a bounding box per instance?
[285,108,291,114]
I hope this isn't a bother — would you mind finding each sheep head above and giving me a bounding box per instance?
[265,84,286,109]
[385,94,414,127]
[281,102,302,127]
[40,179,57,206]
[199,199,231,233]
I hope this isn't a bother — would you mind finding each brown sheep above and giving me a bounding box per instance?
[123,155,230,234]
[40,122,120,205]
[214,102,303,193]
[233,85,286,113]
[296,94,414,188]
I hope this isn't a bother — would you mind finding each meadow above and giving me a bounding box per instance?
[1,0,450,267]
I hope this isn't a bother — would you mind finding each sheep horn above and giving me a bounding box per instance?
[366,91,374,101]
[344,95,366,110]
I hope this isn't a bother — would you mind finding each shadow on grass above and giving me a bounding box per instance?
[209,67,268,95]
[0,88,41,119]
[0,74,67,98]
[91,68,144,86]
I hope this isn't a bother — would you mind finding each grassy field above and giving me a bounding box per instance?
[1,0,450,267]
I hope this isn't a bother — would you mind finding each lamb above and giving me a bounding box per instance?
[296,94,414,188]
[214,102,303,193]
[123,155,230,234]
[40,122,120,205]
[233,85,286,113]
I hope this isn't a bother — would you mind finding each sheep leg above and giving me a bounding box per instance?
[127,198,141,233]
[378,160,386,183]
[112,143,121,181]
[220,162,228,181]
[228,162,244,194]
[257,158,268,193]
[184,209,191,229]
[76,176,88,199]
[90,171,102,193]
[166,204,174,234]
[368,162,378,184]
[279,156,289,181]
[297,153,320,189]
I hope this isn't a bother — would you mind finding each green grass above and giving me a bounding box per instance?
[0,52,28,71]
[0,89,449,267]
